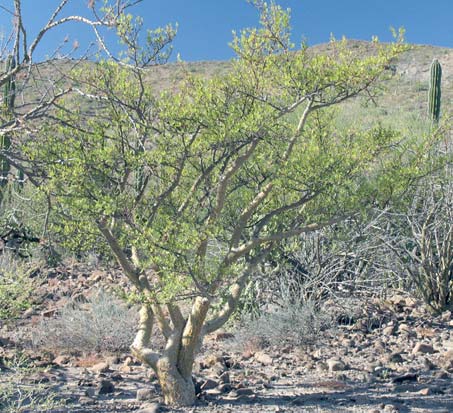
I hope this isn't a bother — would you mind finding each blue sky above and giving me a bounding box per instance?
[1,0,453,62]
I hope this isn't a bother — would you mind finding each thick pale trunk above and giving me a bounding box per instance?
[155,359,195,406]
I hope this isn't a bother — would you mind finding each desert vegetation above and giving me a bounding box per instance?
[0,1,452,412]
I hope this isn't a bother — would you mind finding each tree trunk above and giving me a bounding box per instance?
[155,359,196,406]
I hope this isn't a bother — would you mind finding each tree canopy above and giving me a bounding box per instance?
[22,2,441,406]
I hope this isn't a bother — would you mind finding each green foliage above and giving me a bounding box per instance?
[428,58,442,122]
[24,3,439,309]
[0,253,39,320]
[0,352,61,412]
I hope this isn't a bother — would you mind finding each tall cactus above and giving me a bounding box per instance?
[1,55,16,191]
[428,59,442,123]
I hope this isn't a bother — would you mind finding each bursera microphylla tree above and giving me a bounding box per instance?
[27,2,435,406]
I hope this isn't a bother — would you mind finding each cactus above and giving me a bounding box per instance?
[3,55,16,111]
[428,59,442,123]
[1,55,17,192]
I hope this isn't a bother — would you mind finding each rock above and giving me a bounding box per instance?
[316,361,328,372]
[124,356,134,366]
[136,388,154,401]
[217,383,232,393]
[200,378,219,391]
[327,359,346,372]
[383,404,399,413]
[218,371,230,384]
[383,325,396,336]
[236,387,254,396]
[91,362,110,374]
[78,396,95,405]
[441,310,452,322]
[119,364,132,373]
[205,387,223,396]
[53,355,70,366]
[97,379,115,395]
[137,402,160,413]
[199,354,224,369]
[392,373,418,384]
[442,340,453,351]
[412,342,435,354]
[254,351,273,366]
[110,372,123,381]
[398,323,411,334]
[435,370,449,379]
[41,308,57,318]
[388,352,404,363]
[213,331,235,341]
[423,357,436,371]
[223,390,239,400]
[85,388,96,397]
[418,387,431,396]
[22,308,35,318]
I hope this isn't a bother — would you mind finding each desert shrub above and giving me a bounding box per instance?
[378,166,453,313]
[236,300,333,349]
[0,253,40,321]
[236,265,334,348]
[0,352,61,413]
[33,290,138,354]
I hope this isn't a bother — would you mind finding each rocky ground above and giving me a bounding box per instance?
[1,263,453,413]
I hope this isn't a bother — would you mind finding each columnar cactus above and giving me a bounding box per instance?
[1,55,17,191]
[428,59,442,123]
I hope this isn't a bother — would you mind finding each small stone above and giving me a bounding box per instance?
[119,364,132,373]
[85,388,96,397]
[53,355,70,366]
[110,372,123,381]
[217,383,232,393]
[383,325,395,336]
[124,356,134,366]
[254,351,273,366]
[41,308,57,318]
[442,340,453,351]
[97,379,115,395]
[200,378,218,391]
[398,324,411,334]
[423,357,436,371]
[435,370,449,379]
[418,387,431,396]
[218,371,230,384]
[392,373,418,384]
[213,331,235,341]
[137,402,160,413]
[388,352,404,363]
[327,359,346,372]
[136,388,154,401]
[383,404,399,413]
[441,310,452,322]
[205,388,223,396]
[413,342,435,355]
[91,362,110,374]
[317,361,328,371]
[78,396,95,405]
[223,390,239,400]
[236,387,254,396]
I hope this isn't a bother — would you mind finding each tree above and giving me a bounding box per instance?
[0,0,162,187]
[27,2,437,406]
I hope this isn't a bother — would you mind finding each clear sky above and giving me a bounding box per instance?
[1,0,452,62]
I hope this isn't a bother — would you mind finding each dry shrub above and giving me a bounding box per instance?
[33,290,137,354]
[235,300,333,350]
